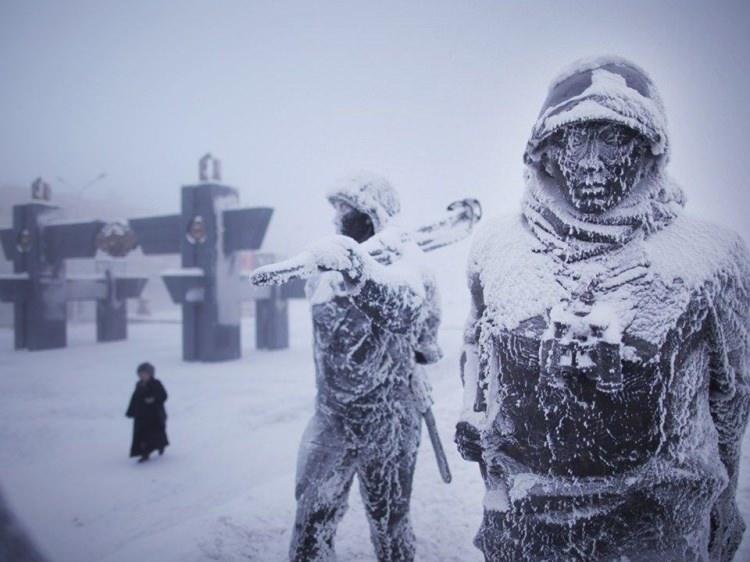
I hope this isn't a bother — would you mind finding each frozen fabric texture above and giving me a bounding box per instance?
[290,394,421,562]
[457,56,750,561]
[290,178,441,562]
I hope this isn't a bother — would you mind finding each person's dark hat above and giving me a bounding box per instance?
[136,362,155,376]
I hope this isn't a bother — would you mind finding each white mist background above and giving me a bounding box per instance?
[1,0,749,254]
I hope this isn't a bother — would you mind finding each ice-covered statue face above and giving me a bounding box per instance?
[332,200,375,243]
[546,121,650,214]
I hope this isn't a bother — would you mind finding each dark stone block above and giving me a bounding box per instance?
[129,214,182,255]
[222,207,273,253]
[43,220,103,260]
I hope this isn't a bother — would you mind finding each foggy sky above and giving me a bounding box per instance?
[1,0,749,252]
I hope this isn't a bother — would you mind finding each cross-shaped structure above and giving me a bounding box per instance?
[128,155,303,362]
[0,188,148,350]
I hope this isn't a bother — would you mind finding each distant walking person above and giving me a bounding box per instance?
[126,362,169,463]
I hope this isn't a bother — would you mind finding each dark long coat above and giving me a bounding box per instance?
[126,378,169,457]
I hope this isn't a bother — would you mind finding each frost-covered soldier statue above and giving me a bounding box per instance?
[290,173,441,561]
[455,56,750,561]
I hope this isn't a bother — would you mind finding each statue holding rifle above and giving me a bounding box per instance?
[252,173,480,561]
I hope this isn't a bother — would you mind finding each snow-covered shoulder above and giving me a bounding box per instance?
[365,239,427,301]
[645,213,750,290]
[467,213,563,331]
[467,214,531,277]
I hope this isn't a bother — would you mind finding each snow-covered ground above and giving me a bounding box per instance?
[0,296,485,562]
[1,296,750,561]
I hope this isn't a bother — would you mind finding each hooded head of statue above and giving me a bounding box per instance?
[326,173,401,243]
[524,56,684,226]
[520,57,686,261]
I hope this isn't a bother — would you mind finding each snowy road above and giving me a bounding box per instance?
[1,299,749,561]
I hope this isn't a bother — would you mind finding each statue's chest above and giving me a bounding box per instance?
[312,298,373,352]
[481,243,694,366]
[477,249,703,476]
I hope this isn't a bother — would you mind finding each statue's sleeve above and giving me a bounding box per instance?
[456,269,486,463]
[706,235,750,559]
[461,271,486,403]
[708,236,750,458]
[352,264,424,335]
[414,271,443,365]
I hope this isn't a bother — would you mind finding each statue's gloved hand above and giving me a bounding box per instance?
[455,421,482,463]
[305,235,368,284]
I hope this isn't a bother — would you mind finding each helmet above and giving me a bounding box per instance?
[327,172,401,233]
